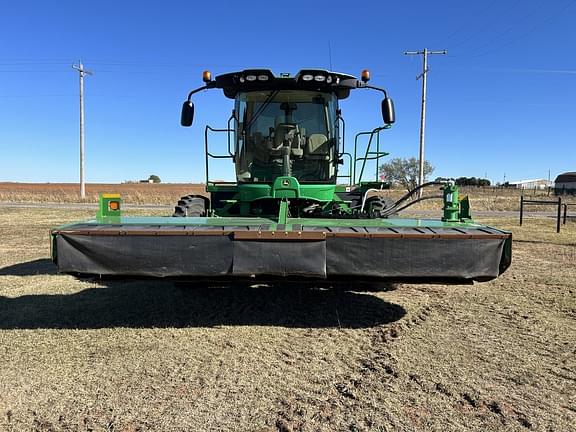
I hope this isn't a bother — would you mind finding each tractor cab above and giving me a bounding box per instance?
[235,90,338,183]
[180,69,396,217]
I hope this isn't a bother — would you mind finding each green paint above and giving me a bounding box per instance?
[53,215,487,231]
[459,196,472,220]
[97,193,122,220]
[271,176,299,199]
[442,183,460,222]
[278,199,289,225]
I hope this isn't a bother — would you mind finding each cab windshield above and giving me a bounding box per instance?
[235,90,338,183]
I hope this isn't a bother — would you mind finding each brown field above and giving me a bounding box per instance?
[0,182,572,212]
[0,205,574,431]
[0,182,206,205]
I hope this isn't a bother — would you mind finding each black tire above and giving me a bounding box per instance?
[366,196,397,218]
[172,195,208,217]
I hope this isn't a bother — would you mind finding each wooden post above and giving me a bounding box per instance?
[519,195,524,226]
[556,197,562,233]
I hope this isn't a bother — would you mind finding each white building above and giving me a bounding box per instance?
[509,179,552,190]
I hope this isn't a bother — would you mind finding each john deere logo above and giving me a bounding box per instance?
[282,179,290,187]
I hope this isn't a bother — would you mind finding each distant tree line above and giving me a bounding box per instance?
[435,176,491,187]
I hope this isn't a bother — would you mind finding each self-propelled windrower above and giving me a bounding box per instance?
[51,69,511,281]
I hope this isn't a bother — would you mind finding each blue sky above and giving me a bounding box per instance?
[1,0,574,184]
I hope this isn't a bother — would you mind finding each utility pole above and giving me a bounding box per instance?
[404,48,447,196]
[72,61,92,199]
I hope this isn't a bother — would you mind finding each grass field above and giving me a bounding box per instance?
[0,205,574,431]
[0,182,205,205]
[1,182,571,212]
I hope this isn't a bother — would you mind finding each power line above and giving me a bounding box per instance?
[463,0,576,58]
[431,0,501,47]
[441,0,525,51]
[443,0,575,59]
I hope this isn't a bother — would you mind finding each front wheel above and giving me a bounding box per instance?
[172,195,208,217]
[366,196,397,218]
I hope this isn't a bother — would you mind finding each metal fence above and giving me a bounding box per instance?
[519,196,564,233]
[563,203,574,226]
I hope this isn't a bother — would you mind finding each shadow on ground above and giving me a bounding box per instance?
[0,259,58,276]
[0,260,406,330]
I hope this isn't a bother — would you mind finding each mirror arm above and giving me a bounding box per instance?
[187,85,209,101]
[362,84,388,98]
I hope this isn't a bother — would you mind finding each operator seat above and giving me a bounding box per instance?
[300,133,334,180]
[307,134,329,158]
[273,117,303,157]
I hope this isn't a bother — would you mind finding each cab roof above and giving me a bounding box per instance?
[208,69,360,99]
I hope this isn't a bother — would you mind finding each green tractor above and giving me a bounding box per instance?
[51,68,511,281]
[174,69,397,221]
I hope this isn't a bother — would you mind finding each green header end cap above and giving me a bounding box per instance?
[97,193,122,220]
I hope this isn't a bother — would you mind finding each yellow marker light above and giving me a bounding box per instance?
[202,70,212,82]
[108,200,120,211]
[361,69,371,82]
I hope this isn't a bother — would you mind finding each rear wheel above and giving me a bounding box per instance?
[173,195,208,217]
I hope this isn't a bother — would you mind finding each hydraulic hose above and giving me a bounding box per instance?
[374,181,447,216]
[317,181,450,218]
[380,194,444,216]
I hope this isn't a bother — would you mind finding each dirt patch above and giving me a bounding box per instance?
[0,208,574,431]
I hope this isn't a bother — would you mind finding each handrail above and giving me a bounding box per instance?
[226,115,234,156]
[353,127,387,184]
[336,114,345,156]
[337,152,353,184]
[353,130,373,184]
[375,127,381,181]
[204,124,234,184]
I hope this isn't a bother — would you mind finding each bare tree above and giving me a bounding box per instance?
[379,157,434,191]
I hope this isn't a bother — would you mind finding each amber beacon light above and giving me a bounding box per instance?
[361,69,371,82]
[202,70,212,82]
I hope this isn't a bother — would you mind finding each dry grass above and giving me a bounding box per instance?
[0,207,575,431]
[2,183,573,213]
[0,182,206,205]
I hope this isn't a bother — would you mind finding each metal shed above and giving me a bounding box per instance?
[554,172,576,195]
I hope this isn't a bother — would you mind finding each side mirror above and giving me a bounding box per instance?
[381,97,395,125]
[181,100,195,127]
